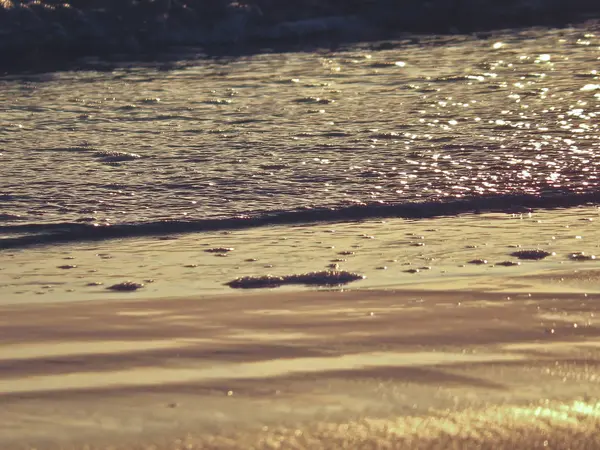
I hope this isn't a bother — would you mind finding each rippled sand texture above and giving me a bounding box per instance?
[1,26,599,227]
[1,288,600,449]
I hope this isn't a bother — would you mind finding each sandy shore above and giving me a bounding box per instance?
[2,207,600,304]
[1,207,600,448]
[1,288,600,449]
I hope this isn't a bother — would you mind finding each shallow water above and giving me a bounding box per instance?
[1,26,599,247]
[2,206,599,303]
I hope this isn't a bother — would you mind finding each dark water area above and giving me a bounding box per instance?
[1,23,599,249]
[1,0,599,72]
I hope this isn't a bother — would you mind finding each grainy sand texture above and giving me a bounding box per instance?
[1,289,600,449]
[1,208,600,449]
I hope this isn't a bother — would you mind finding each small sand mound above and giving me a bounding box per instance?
[496,261,521,267]
[226,270,365,289]
[205,247,234,253]
[569,252,596,261]
[510,249,555,260]
[107,281,144,291]
[294,97,334,104]
[468,259,488,265]
[227,274,286,289]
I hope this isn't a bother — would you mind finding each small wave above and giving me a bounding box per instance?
[1,191,599,250]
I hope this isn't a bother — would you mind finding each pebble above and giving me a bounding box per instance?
[405,268,420,273]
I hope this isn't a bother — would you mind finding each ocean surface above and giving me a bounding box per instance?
[1,25,599,249]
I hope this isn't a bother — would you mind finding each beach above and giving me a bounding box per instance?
[2,281,600,449]
[1,13,600,448]
[2,208,600,449]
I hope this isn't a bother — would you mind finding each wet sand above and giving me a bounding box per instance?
[1,208,600,448]
[1,288,600,449]
[2,207,600,303]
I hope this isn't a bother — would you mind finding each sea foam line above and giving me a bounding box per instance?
[1,191,600,250]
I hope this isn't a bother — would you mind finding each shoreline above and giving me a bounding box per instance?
[3,192,600,251]
[2,207,599,305]
[2,207,600,448]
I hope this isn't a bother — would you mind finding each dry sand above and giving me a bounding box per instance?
[1,207,600,449]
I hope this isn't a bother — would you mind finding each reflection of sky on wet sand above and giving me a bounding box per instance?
[1,286,599,448]
[0,350,527,395]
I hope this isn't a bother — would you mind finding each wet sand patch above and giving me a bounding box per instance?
[0,288,599,449]
[2,206,600,304]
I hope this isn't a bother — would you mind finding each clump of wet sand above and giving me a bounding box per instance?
[510,249,555,260]
[3,206,600,303]
[107,281,144,292]
[227,270,365,289]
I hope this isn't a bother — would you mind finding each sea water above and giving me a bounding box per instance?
[1,25,599,249]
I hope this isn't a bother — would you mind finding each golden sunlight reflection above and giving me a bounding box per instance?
[364,400,600,444]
